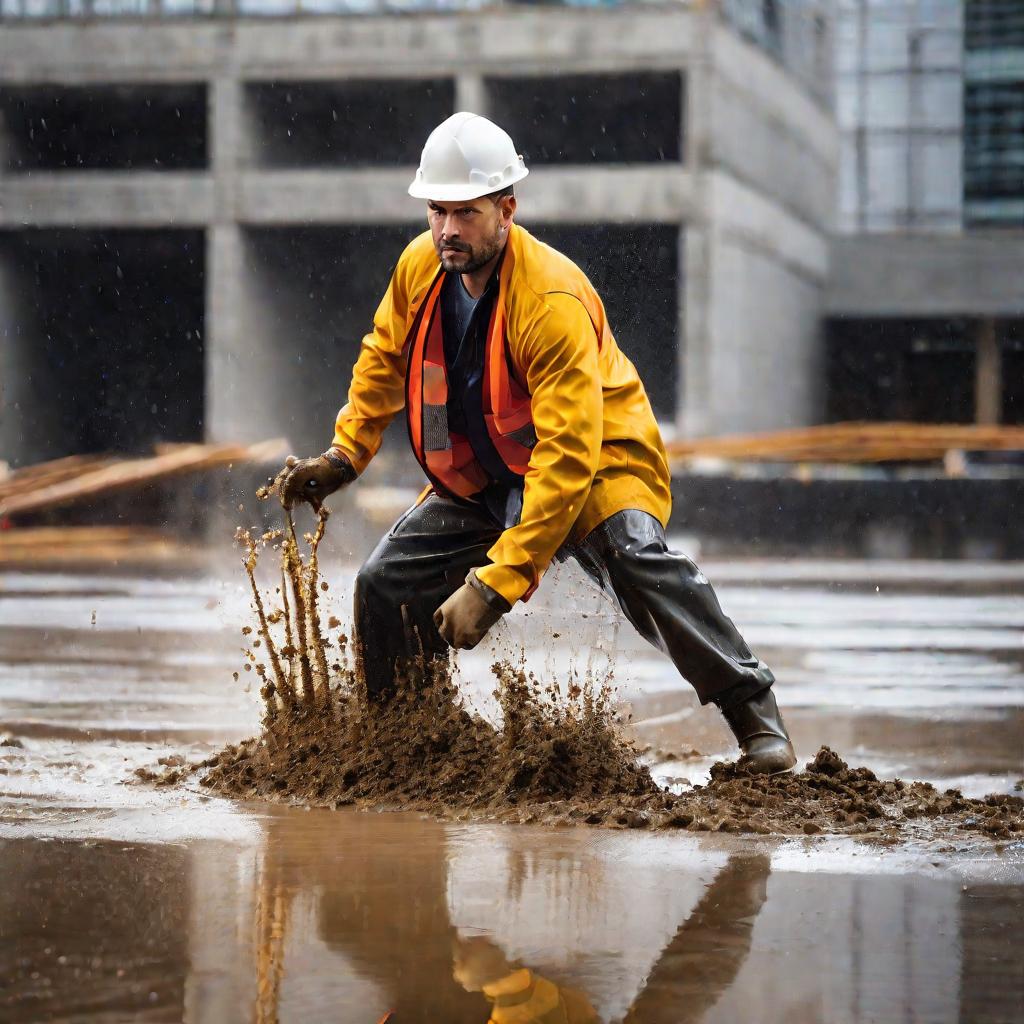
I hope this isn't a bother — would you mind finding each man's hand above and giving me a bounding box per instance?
[434,569,511,650]
[274,449,356,511]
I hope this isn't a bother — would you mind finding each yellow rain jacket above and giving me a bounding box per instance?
[483,968,599,1024]
[332,223,672,606]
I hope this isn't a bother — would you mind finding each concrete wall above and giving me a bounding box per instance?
[706,229,823,432]
[707,23,836,230]
[683,18,835,435]
[827,234,1024,316]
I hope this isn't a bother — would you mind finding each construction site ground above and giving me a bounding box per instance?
[1,552,1022,1022]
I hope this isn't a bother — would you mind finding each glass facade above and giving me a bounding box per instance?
[963,0,1024,227]
[834,0,964,233]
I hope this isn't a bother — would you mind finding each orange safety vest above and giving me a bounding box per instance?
[405,268,537,499]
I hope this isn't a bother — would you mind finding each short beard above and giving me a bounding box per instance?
[438,231,503,275]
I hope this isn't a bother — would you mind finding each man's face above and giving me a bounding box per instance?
[451,936,511,992]
[428,195,515,274]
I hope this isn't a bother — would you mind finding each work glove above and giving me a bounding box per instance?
[275,449,356,511]
[434,569,512,651]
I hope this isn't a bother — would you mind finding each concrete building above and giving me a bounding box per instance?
[828,0,1024,426]
[0,0,836,470]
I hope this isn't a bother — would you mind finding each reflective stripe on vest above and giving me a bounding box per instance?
[406,268,536,499]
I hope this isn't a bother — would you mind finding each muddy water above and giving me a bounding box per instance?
[2,812,1024,1023]
[1,558,1023,1021]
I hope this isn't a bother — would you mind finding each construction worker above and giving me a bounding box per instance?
[452,935,599,1023]
[450,853,771,1023]
[278,112,796,775]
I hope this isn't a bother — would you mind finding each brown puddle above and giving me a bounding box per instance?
[159,506,1024,844]
[3,811,1024,1024]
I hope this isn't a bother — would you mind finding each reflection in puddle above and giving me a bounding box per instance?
[207,820,773,1024]
[453,934,601,1022]
[4,808,1020,1023]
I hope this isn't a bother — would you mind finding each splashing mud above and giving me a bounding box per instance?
[186,506,1023,843]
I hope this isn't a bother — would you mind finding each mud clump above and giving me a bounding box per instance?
[199,504,652,820]
[193,505,1023,843]
[203,661,655,818]
[694,748,1022,841]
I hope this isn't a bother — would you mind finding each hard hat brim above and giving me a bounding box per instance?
[408,166,528,202]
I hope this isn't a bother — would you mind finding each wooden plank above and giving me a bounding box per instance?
[665,422,1024,464]
[0,526,188,566]
[0,454,116,500]
[0,439,288,518]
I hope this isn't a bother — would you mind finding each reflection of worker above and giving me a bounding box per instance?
[258,809,767,1024]
[453,935,599,1024]
[259,809,486,1022]
[276,112,795,773]
[623,854,771,1023]
[450,853,770,1024]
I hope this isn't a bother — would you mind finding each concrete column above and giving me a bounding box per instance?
[210,75,246,196]
[975,317,1002,425]
[454,73,487,116]
[679,4,714,437]
[205,74,260,445]
[205,224,242,443]
[205,223,289,445]
[183,848,257,1024]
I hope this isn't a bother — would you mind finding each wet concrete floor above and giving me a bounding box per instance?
[1,556,1023,1022]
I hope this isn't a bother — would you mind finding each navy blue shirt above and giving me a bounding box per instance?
[440,269,523,526]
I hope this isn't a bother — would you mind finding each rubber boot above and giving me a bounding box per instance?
[721,688,797,775]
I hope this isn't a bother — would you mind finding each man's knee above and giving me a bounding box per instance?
[354,543,432,627]
[598,517,668,576]
[354,547,401,622]
[602,529,704,594]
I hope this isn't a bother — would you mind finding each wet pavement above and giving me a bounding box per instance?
[1,555,1023,1022]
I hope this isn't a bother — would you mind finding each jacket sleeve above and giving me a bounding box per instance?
[331,260,411,474]
[476,293,603,605]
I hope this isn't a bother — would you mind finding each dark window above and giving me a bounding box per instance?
[485,73,683,165]
[244,79,454,168]
[964,0,1024,226]
[1,229,204,458]
[965,0,1024,51]
[826,318,976,423]
[240,225,418,455]
[1000,320,1024,425]
[0,84,207,172]
[964,81,1024,226]
[526,224,680,421]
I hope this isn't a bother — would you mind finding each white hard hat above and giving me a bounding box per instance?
[408,111,529,201]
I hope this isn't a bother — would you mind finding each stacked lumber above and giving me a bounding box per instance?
[666,422,1024,465]
[0,439,287,519]
[0,526,188,566]
[0,453,116,501]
